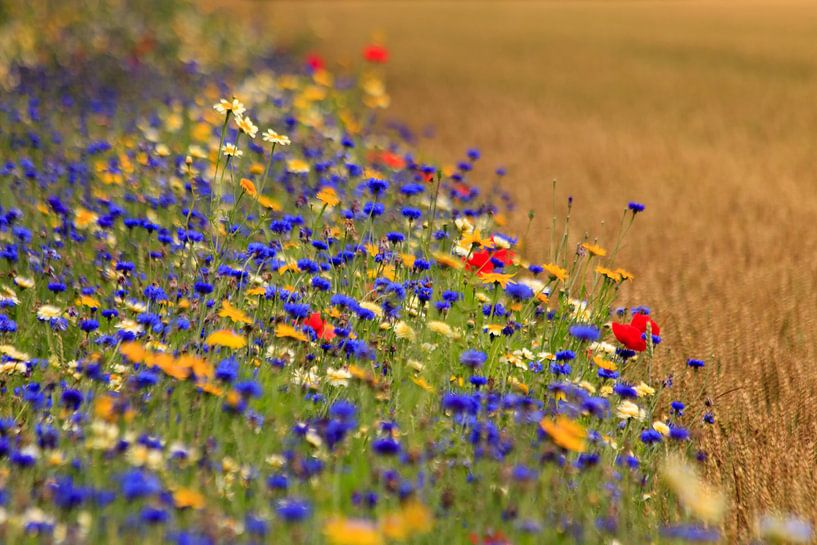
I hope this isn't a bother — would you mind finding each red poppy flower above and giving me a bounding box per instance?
[466,250,494,274]
[492,247,514,266]
[630,313,660,336]
[379,151,405,169]
[367,150,405,170]
[363,44,389,63]
[612,322,646,352]
[469,531,512,545]
[304,312,335,341]
[305,52,325,71]
[452,182,472,198]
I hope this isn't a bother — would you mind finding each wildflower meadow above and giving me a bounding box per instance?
[0,2,809,544]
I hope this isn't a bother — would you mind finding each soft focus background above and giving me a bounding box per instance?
[232,1,817,539]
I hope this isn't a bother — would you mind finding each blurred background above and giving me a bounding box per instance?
[242,1,817,539]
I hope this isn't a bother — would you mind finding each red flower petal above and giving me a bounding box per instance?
[304,312,334,340]
[305,53,325,71]
[363,44,389,63]
[492,247,514,266]
[612,322,647,352]
[466,250,494,275]
[630,313,660,336]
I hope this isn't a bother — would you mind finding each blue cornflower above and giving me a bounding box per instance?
[362,202,385,217]
[372,437,401,456]
[660,525,719,542]
[275,498,312,522]
[194,281,213,295]
[311,277,331,291]
[470,376,488,388]
[79,319,99,332]
[555,350,576,361]
[613,383,638,398]
[47,281,66,293]
[442,290,462,303]
[267,474,289,490]
[284,303,310,319]
[61,389,83,410]
[400,183,425,196]
[569,324,600,342]
[505,282,534,301]
[550,362,572,376]
[460,349,487,369]
[215,358,239,383]
[687,358,705,369]
[401,207,422,220]
[120,469,161,501]
[628,201,645,213]
[329,400,357,421]
[140,506,169,524]
[366,178,389,195]
[669,426,690,441]
[511,465,536,482]
[640,429,662,444]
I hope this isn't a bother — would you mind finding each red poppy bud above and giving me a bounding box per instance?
[363,44,389,63]
[306,53,325,71]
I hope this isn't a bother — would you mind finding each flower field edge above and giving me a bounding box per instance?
[0,2,809,545]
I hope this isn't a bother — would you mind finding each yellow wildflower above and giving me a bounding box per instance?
[119,342,147,364]
[173,488,205,510]
[257,195,282,211]
[592,355,617,371]
[393,321,416,341]
[459,229,490,249]
[240,178,257,197]
[595,266,622,282]
[427,321,454,338]
[74,208,98,229]
[540,416,587,452]
[316,186,340,207]
[324,517,383,545]
[431,252,463,270]
[218,300,253,325]
[653,421,671,436]
[77,295,101,309]
[480,272,515,289]
[275,324,309,342]
[542,263,568,281]
[287,158,310,174]
[204,330,247,349]
[615,268,635,281]
[411,376,434,393]
[581,242,607,257]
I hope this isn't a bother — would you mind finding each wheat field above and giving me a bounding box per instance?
[248,1,817,540]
